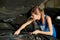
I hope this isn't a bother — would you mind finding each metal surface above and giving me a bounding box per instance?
[0,31,58,40]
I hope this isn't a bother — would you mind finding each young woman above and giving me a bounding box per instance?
[14,6,56,37]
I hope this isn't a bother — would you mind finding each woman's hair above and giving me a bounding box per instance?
[31,6,42,15]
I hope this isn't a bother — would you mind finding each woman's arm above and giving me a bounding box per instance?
[14,18,34,35]
[32,16,53,35]
[18,19,34,31]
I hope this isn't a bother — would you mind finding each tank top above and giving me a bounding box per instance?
[36,15,56,37]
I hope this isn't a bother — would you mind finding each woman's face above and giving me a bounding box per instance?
[31,13,41,20]
[31,7,41,20]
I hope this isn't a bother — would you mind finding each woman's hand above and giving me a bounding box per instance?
[14,30,21,36]
[31,30,40,35]
[31,13,41,21]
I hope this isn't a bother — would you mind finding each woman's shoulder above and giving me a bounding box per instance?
[45,15,52,21]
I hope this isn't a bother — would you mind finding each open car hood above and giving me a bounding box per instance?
[0,0,45,30]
